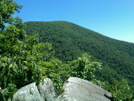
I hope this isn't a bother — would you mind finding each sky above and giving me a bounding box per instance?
[14,0,134,43]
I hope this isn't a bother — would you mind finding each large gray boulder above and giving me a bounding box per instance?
[9,77,112,101]
[10,78,56,101]
[57,77,112,101]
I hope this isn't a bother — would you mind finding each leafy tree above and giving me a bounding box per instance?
[0,0,44,100]
[110,79,133,101]
[0,0,23,31]
[68,53,101,80]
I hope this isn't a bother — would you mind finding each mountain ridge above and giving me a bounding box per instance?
[24,21,134,89]
[25,20,134,44]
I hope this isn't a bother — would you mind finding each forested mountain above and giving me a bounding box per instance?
[24,21,134,89]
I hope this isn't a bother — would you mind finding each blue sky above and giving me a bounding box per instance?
[14,0,134,43]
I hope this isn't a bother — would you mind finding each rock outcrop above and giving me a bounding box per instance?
[10,78,56,101]
[58,77,112,101]
[9,77,112,101]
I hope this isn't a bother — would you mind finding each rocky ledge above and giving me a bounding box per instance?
[8,77,112,101]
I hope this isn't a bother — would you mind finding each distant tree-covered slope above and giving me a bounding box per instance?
[24,21,134,89]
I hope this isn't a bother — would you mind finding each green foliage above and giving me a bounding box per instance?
[0,0,45,100]
[92,79,106,88]
[0,0,23,31]
[0,30,56,100]
[0,35,45,100]
[68,53,101,80]
[110,79,133,101]
[39,53,101,95]
[1,0,102,99]
[24,21,134,90]
[0,1,133,101]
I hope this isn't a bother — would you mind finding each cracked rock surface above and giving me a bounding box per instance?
[10,78,56,101]
[9,77,112,101]
[57,77,112,101]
